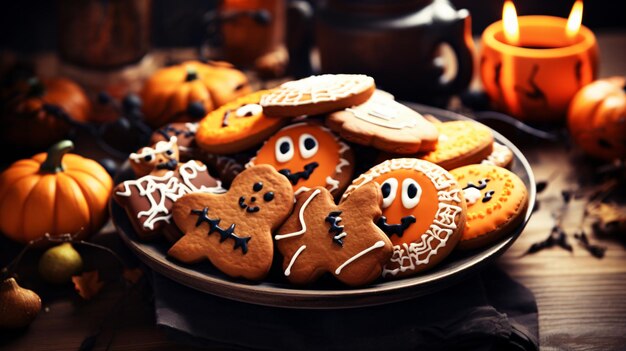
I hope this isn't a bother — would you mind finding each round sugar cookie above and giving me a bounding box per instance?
[450,164,528,250]
[260,74,376,117]
[195,90,288,154]
[481,142,514,169]
[326,90,439,154]
[417,121,494,170]
[342,158,466,278]
[248,122,354,197]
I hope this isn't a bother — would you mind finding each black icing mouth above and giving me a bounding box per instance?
[238,196,260,213]
[278,162,319,185]
[156,159,179,171]
[377,215,416,239]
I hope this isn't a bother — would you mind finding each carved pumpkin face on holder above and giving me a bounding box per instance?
[248,122,354,197]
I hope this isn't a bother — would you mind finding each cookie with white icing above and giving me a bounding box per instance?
[247,122,354,198]
[275,183,393,286]
[114,160,224,241]
[343,158,466,278]
[481,142,514,169]
[168,165,294,281]
[450,164,528,250]
[260,74,376,117]
[326,90,439,154]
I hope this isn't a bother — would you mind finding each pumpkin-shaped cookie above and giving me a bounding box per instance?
[140,61,251,127]
[248,122,354,197]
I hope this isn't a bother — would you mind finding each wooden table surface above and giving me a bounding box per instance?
[1,32,625,351]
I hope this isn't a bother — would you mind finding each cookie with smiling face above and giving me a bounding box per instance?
[195,90,288,154]
[450,164,528,250]
[343,158,466,278]
[275,183,393,286]
[129,136,182,178]
[260,74,376,117]
[247,122,354,197]
[326,90,439,154]
[168,165,294,280]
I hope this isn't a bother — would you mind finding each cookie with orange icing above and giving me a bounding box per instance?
[247,122,354,197]
[195,90,288,154]
[450,164,528,250]
[326,90,439,154]
[343,158,466,278]
[416,121,494,170]
[275,183,393,286]
[260,74,376,117]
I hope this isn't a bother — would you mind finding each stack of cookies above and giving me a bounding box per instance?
[114,74,528,287]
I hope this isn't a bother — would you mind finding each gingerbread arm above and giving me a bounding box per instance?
[340,181,382,219]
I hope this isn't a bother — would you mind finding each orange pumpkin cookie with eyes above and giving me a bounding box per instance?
[260,74,376,117]
[326,90,439,154]
[168,165,294,280]
[275,183,393,286]
[343,158,466,278]
[194,90,288,154]
[247,122,354,197]
[416,121,494,170]
[450,164,528,250]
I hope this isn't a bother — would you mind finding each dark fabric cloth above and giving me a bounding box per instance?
[152,266,538,351]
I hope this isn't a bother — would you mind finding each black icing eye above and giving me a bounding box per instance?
[263,192,274,202]
[381,183,391,198]
[253,182,263,192]
[275,136,294,162]
[304,137,316,150]
[407,183,418,198]
[144,155,153,162]
[166,149,174,156]
[280,141,290,154]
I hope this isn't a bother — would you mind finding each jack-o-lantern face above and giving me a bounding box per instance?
[249,122,353,196]
[129,136,180,177]
[372,170,439,246]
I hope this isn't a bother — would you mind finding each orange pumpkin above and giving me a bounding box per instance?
[568,76,626,160]
[0,140,113,243]
[0,76,91,149]
[140,61,251,128]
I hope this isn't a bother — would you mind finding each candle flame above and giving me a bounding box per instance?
[502,1,520,45]
[566,0,583,39]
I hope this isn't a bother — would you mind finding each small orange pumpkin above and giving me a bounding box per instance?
[0,76,91,149]
[0,140,113,243]
[568,76,626,161]
[140,60,251,128]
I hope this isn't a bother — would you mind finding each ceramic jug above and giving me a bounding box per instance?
[316,0,474,105]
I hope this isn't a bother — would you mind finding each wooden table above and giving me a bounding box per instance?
[1,32,625,351]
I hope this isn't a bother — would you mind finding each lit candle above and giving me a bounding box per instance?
[479,1,598,122]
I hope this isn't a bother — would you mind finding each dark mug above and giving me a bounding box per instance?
[316,0,474,105]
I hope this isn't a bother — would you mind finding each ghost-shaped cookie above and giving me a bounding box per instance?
[168,165,294,280]
[275,183,393,286]
[248,122,354,197]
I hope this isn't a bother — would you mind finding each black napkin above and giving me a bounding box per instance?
[152,266,538,351]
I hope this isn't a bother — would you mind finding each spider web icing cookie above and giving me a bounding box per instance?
[260,74,376,117]
[343,158,466,278]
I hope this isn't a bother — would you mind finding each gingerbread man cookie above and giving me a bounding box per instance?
[343,158,466,278]
[450,164,528,250]
[275,183,393,286]
[247,122,354,197]
[416,121,494,170]
[195,90,288,154]
[260,74,376,117]
[168,165,294,280]
[326,90,439,154]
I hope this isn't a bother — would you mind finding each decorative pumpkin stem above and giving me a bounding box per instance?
[185,67,198,82]
[40,140,74,173]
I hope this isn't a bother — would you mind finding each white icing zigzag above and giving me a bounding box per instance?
[116,161,225,230]
[130,136,178,162]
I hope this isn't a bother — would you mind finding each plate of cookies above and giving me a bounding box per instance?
[111,74,535,309]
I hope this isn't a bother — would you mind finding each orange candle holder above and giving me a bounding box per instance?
[480,15,598,122]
